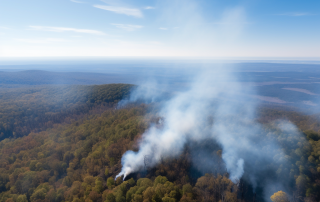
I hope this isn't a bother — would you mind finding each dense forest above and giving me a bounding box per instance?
[0,84,133,140]
[0,84,319,202]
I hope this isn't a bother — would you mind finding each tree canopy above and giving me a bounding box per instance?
[0,84,320,202]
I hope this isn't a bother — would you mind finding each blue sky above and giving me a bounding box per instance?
[0,0,319,58]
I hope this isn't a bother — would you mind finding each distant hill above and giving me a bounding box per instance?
[0,70,137,85]
[0,83,134,140]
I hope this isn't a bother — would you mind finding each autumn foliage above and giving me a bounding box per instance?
[0,84,320,202]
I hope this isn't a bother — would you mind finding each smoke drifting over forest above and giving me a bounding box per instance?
[116,66,306,200]
[114,1,308,200]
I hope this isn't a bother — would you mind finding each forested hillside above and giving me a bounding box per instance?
[0,84,319,202]
[0,84,133,140]
[0,70,134,85]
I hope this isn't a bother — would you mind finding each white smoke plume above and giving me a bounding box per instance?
[117,79,166,108]
[115,66,301,191]
[114,1,306,199]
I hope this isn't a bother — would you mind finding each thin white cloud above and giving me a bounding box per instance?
[93,5,143,18]
[159,27,168,30]
[16,38,66,44]
[282,88,317,95]
[144,6,155,9]
[29,26,105,35]
[111,24,143,31]
[70,0,84,3]
[303,101,317,106]
[0,26,10,30]
[276,12,316,16]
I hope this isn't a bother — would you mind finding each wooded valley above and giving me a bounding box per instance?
[0,84,319,202]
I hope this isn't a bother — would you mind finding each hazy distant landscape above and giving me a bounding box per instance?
[2,61,320,113]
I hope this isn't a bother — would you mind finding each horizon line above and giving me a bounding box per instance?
[1,56,320,61]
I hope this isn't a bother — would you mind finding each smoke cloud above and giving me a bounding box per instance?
[114,1,305,200]
[115,66,304,200]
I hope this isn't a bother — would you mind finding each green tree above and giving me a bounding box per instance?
[94,178,104,193]
[105,193,116,202]
[107,177,115,190]
[30,188,46,202]
[17,195,28,202]
[105,168,109,176]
